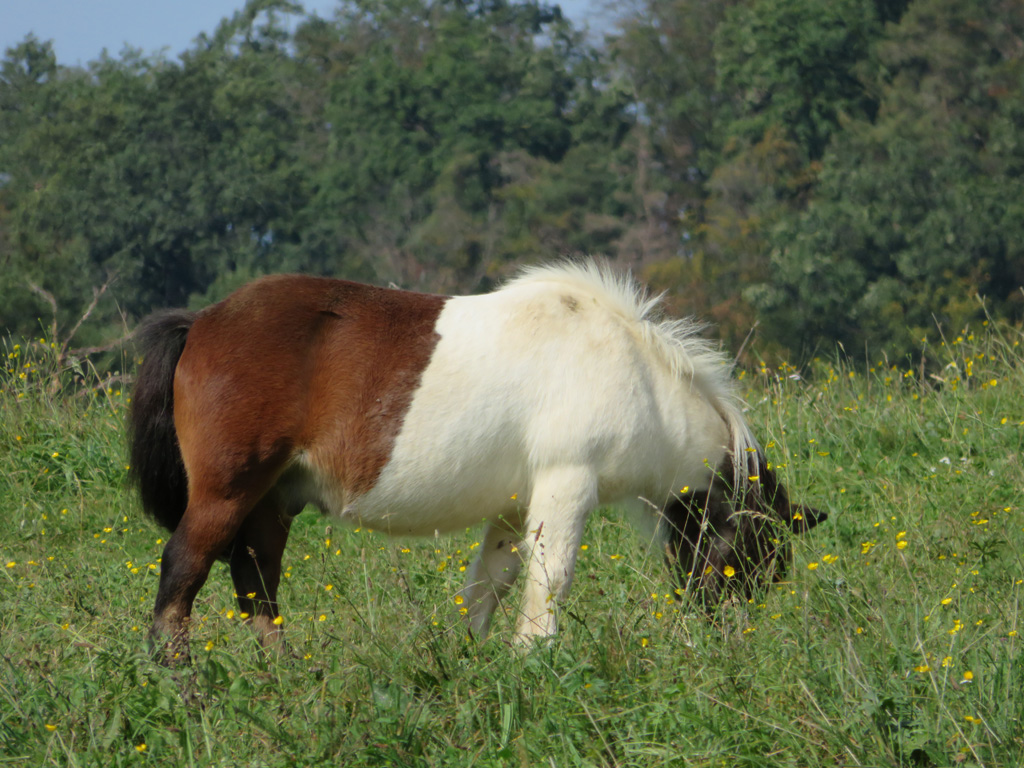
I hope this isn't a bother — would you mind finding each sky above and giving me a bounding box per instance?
[2,0,614,67]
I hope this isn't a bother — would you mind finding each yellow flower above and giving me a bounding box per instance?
[913,665,930,673]
[454,595,464,605]
[135,743,147,753]
[272,615,284,626]
[723,565,736,578]
[640,637,649,648]
[807,562,819,570]
[205,641,214,651]
[897,541,908,550]
[45,724,57,732]
[963,670,974,681]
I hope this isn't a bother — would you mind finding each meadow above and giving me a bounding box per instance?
[1,322,1022,767]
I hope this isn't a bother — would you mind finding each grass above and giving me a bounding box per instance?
[1,323,1022,767]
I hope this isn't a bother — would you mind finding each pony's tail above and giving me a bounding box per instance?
[128,309,196,532]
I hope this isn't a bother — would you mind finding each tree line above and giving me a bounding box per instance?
[1,0,1021,365]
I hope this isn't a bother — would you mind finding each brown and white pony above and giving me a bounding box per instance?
[129,262,823,657]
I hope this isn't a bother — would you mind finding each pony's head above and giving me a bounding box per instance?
[662,452,825,610]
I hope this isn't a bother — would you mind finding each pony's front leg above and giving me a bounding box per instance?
[514,466,596,643]
[459,519,524,639]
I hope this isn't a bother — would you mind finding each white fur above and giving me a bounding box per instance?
[328,261,757,641]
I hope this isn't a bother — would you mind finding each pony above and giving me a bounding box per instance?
[129,261,824,657]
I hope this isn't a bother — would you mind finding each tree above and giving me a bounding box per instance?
[752,0,1024,357]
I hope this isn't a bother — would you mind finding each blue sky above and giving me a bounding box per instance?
[3,0,614,67]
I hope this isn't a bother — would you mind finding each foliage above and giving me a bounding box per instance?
[2,0,1024,362]
[2,322,1024,765]
[750,0,1024,358]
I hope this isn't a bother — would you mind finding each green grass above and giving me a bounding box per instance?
[2,325,1023,767]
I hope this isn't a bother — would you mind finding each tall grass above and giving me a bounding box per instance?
[1,324,1022,767]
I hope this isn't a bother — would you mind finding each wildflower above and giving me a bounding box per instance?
[897,541,908,550]
[913,665,930,673]
[324,584,333,591]
[962,670,974,681]
[135,743,147,753]
[454,595,464,605]
[723,565,736,578]
[640,637,649,648]
[272,615,284,626]
[807,562,819,571]
[205,641,214,651]
[45,724,57,732]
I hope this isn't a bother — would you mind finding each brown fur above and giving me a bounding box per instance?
[134,275,447,658]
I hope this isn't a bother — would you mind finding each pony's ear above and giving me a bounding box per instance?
[789,505,826,534]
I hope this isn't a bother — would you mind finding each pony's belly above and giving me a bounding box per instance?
[332,491,522,537]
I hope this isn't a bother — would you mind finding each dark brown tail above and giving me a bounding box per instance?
[128,309,196,532]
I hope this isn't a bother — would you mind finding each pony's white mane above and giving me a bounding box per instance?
[504,260,759,487]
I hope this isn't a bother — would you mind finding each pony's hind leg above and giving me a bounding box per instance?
[228,490,296,650]
[515,466,597,643]
[150,494,255,663]
[460,518,525,639]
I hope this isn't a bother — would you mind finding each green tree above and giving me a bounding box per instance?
[752,0,1024,357]
[304,0,633,291]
